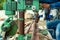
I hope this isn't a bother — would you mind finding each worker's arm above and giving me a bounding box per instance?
[50,2,60,8]
[41,2,60,8]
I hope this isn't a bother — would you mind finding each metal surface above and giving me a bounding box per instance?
[17,0,39,11]
[2,0,40,40]
[31,11,39,40]
[1,17,17,40]
[18,11,25,34]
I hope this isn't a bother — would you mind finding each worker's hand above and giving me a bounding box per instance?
[41,3,50,8]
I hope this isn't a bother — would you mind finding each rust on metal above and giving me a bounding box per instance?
[18,11,25,34]
[31,11,40,40]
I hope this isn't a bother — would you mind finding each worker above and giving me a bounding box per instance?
[39,0,60,40]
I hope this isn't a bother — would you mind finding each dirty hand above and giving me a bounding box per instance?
[41,3,50,8]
